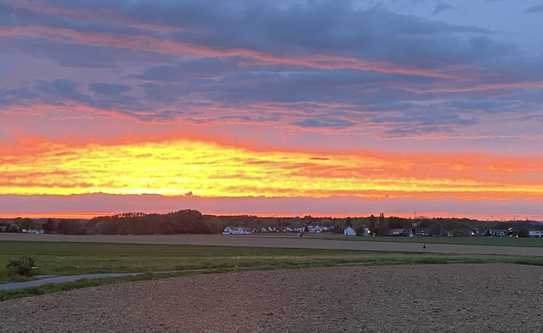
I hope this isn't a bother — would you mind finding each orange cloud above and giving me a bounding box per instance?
[1,139,542,201]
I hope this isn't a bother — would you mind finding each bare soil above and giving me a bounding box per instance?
[1,263,543,332]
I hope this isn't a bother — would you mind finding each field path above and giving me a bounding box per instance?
[2,233,543,256]
[0,273,141,291]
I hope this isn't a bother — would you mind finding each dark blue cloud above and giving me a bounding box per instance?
[0,0,541,138]
[433,3,455,15]
[525,4,543,13]
[0,87,36,107]
[293,118,355,129]
[139,65,186,82]
[90,83,131,95]
[35,79,93,104]
[137,58,239,82]
[3,0,502,68]
[3,38,172,68]
[141,83,185,104]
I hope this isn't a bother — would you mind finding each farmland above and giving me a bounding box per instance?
[2,238,543,301]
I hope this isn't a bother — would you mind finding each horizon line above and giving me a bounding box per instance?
[1,210,541,222]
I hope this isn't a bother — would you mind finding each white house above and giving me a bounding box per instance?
[223,226,251,235]
[344,227,357,237]
[528,230,543,238]
[307,225,322,234]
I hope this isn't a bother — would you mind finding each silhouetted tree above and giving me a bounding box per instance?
[376,213,389,236]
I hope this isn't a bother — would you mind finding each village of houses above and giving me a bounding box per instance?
[2,213,543,239]
[222,223,543,238]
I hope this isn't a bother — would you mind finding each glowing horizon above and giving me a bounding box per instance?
[2,139,543,199]
[2,0,543,219]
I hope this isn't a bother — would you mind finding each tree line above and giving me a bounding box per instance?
[43,210,221,235]
[2,210,542,236]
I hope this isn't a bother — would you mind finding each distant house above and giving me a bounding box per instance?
[386,228,413,237]
[414,228,430,237]
[486,229,509,237]
[259,226,278,233]
[0,223,20,233]
[307,225,322,234]
[448,227,475,237]
[286,225,305,233]
[222,226,251,235]
[22,229,44,235]
[344,227,356,237]
[528,230,543,238]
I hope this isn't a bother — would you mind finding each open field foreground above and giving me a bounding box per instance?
[3,233,543,256]
[8,240,543,299]
[0,241,482,284]
[314,234,543,248]
[1,264,542,332]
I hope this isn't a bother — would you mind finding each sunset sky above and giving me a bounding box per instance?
[1,0,543,219]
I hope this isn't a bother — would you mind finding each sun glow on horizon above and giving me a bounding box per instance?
[2,139,543,201]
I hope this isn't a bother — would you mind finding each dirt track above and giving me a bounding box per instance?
[1,264,543,332]
[2,233,543,256]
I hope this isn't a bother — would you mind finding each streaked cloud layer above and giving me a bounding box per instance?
[1,0,542,217]
[2,139,542,198]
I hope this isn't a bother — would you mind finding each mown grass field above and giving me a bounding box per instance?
[0,240,483,282]
[2,240,543,301]
[313,234,543,247]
